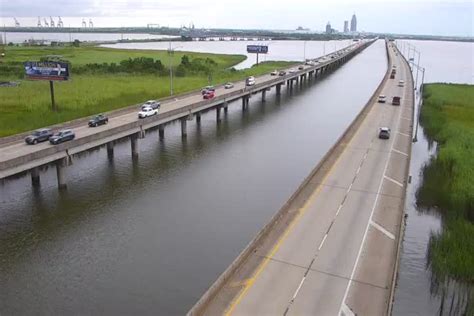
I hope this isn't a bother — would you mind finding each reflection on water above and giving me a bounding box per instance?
[0,41,387,314]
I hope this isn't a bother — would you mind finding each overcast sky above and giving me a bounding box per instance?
[0,0,472,36]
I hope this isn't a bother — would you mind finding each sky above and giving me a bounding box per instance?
[0,0,473,37]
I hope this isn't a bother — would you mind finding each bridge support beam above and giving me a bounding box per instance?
[56,157,68,190]
[130,133,139,159]
[216,105,222,122]
[181,118,187,138]
[195,113,201,124]
[158,125,165,139]
[242,96,249,110]
[106,142,114,159]
[276,83,282,95]
[261,90,266,102]
[223,101,228,114]
[31,167,40,187]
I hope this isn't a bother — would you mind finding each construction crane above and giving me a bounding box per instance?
[44,18,49,27]
[37,16,42,27]
[57,17,63,27]
[82,18,86,28]
[50,16,55,27]
[13,18,20,27]
[88,19,93,28]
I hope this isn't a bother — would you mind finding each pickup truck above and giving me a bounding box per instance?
[392,96,401,106]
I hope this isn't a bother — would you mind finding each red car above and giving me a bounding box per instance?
[203,91,215,99]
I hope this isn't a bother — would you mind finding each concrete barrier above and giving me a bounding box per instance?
[187,39,386,316]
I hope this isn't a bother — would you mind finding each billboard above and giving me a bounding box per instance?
[247,45,268,54]
[24,61,70,81]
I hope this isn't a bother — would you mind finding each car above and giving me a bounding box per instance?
[246,76,256,86]
[392,96,401,106]
[224,82,234,89]
[278,70,287,76]
[49,129,75,145]
[378,95,387,103]
[138,106,158,119]
[270,70,278,76]
[378,127,391,139]
[141,100,160,110]
[398,80,405,87]
[88,114,108,127]
[201,86,215,95]
[390,73,395,79]
[25,128,53,145]
[298,65,304,70]
[203,90,215,99]
[288,68,296,73]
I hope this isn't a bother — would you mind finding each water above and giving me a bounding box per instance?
[102,39,355,69]
[2,32,177,44]
[0,40,386,314]
[392,40,473,315]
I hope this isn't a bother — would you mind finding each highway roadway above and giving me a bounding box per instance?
[0,42,369,179]
[199,43,413,315]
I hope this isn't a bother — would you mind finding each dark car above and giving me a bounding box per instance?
[141,100,160,110]
[25,128,53,145]
[392,96,401,106]
[278,71,286,76]
[378,127,391,139]
[298,65,304,70]
[201,86,215,95]
[49,130,75,145]
[88,114,108,127]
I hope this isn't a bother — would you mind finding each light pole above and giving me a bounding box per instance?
[168,42,183,96]
[303,40,306,61]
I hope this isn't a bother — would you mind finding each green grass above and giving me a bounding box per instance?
[0,46,296,136]
[0,45,245,68]
[418,83,474,286]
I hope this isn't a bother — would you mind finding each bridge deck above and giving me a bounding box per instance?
[194,41,413,315]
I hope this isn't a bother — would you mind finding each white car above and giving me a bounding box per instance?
[138,106,158,119]
[398,80,405,87]
[246,76,256,86]
[378,95,387,103]
[288,68,296,73]
[224,82,234,89]
[270,70,278,76]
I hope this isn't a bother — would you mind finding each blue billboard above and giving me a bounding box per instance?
[24,61,70,81]
[247,45,268,54]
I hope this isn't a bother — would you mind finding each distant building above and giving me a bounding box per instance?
[350,14,357,32]
[326,22,332,34]
[344,21,349,33]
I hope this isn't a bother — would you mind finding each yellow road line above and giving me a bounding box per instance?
[224,57,387,314]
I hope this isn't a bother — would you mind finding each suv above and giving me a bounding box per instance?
[392,96,401,106]
[141,100,160,110]
[49,130,75,145]
[203,90,215,99]
[378,127,391,139]
[25,128,53,145]
[88,114,108,127]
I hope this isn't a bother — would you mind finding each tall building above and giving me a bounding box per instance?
[325,22,332,34]
[344,20,349,33]
[350,14,357,32]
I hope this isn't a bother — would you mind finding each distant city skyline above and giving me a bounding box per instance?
[0,0,472,37]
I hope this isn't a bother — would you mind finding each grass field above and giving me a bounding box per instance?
[0,45,296,136]
[418,83,474,287]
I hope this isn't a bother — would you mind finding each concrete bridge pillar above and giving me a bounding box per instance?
[31,167,40,187]
[261,90,266,102]
[130,133,139,159]
[242,96,249,110]
[158,124,165,139]
[276,83,282,95]
[56,157,68,190]
[216,105,222,122]
[106,142,114,159]
[195,113,201,124]
[181,118,187,138]
[223,101,228,114]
